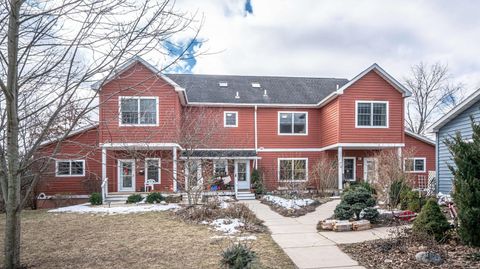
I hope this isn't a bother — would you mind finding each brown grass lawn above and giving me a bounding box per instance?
[0,210,294,269]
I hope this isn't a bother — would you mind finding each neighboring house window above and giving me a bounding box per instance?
[213,160,228,177]
[145,158,160,183]
[119,96,158,126]
[343,157,356,181]
[355,101,388,128]
[404,158,426,173]
[56,160,85,177]
[224,111,238,127]
[278,112,308,135]
[278,158,307,181]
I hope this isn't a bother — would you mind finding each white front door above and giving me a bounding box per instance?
[235,160,250,190]
[118,159,135,192]
[363,157,377,183]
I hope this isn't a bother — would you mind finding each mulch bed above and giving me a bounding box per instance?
[339,230,480,269]
[261,197,331,217]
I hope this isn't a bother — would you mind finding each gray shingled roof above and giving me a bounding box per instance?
[166,74,349,105]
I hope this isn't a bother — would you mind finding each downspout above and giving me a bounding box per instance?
[254,105,258,169]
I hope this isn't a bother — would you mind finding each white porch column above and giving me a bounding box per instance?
[338,146,343,190]
[172,146,178,192]
[397,147,402,168]
[101,147,107,200]
[101,147,107,181]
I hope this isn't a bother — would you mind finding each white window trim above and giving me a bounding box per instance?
[55,159,85,177]
[223,111,238,127]
[213,159,228,175]
[145,158,161,184]
[404,157,426,173]
[343,157,356,181]
[277,111,309,136]
[118,96,159,127]
[355,101,389,128]
[277,158,308,182]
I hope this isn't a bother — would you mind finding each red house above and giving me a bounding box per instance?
[35,57,435,207]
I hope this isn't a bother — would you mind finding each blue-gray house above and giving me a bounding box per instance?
[430,88,480,193]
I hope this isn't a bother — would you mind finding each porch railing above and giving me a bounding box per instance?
[101,177,108,202]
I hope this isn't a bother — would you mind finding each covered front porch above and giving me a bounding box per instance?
[180,150,261,200]
[325,143,404,190]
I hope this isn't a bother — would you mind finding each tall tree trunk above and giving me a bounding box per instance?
[4,0,22,268]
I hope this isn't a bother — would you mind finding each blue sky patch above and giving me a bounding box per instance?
[164,38,202,73]
[244,0,253,15]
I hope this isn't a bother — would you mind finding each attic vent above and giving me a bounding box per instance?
[251,82,261,88]
[235,91,240,99]
[219,81,228,87]
[263,89,268,97]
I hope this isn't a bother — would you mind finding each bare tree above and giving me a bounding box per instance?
[309,155,338,197]
[405,62,464,135]
[0,0,202,267]
[373,148,416,209]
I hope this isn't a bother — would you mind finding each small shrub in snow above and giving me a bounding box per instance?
[126,194,143,204]
[220,242,258,269]
[335,187,376,220]
[413,198,450,242]
[89,192,102,205]
[146,192,165,204]
[251,169,266,196]
[361,207,379,223]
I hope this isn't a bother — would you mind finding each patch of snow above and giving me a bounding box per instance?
[237,235,257,241]
[48,203,179,215]
[437,192,452,205]
[262,195,315,209]
[210,218,244,234]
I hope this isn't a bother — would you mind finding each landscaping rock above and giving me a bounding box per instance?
[415,251,443,265]
[352,219,371,231]
[160,201,167,205]
[320,219,336,230]
[333,220,352,232]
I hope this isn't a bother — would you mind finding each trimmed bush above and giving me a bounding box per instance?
[126,194,143,204]
[220,243,258,269]
[334,203,354,220]
[146,192,165,204]
[361,207,380,223]
[413,198,450,242]
[89,192,102,205]
[446,119,480,246]
[251,169,266,195]
[400,190,426,212]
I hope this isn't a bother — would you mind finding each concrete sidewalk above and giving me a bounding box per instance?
[243,200,365,269]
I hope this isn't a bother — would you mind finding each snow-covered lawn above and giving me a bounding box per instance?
[262,195,315,209]
[48,203,179,215]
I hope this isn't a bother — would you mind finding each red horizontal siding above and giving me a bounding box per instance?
[319,98,339,147]
[257,108,321,149]
[36,127,101,195]
[99,63,181,144]
[404,133,436,187]
[338,71,404,144]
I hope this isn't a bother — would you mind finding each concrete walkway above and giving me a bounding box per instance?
[243,200,365,269]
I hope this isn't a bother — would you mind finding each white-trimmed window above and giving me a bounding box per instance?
[224,111,238,127]
[119,96,159,126]
[278,112,308,135]
[213,159,228,177]
[145,158,161,183]
[56,160,85,177]
[355,101,388,128]
[343,157,356,181]
[404,157,426,173]
[278,158,308,181]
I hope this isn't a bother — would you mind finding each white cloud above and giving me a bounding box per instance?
[172,0,480,92]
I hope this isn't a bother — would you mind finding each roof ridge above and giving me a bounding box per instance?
[166,73,349,80]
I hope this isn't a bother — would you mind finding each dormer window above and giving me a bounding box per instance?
[119,96,158,126]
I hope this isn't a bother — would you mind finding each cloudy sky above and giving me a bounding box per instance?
[157,0,480,93]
